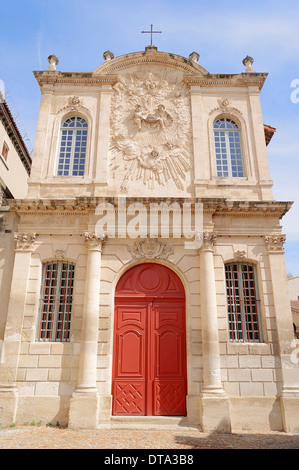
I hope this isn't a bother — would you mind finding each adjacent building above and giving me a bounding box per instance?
[0,93,31,343]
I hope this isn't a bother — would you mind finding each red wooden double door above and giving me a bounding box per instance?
[112,263,187,416]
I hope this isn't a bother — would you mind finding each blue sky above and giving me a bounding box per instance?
[0,0,298,275]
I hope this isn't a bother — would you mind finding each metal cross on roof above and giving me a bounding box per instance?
[141,24,162,46]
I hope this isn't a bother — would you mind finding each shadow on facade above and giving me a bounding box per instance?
[174,418,299,448]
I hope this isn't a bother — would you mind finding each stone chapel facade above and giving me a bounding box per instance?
[0,46,298,432]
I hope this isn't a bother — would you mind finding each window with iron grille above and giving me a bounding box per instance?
[225,262,263,343]
[56,116,88,176]
[214,118,245,177]
[37,261,75,342]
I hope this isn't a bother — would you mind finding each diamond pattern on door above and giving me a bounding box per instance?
[154,382,186,415]
[113,382,145,415]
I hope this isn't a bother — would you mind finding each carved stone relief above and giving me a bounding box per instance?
[208,98,242,117]
[54,249,66,259]
[109,69,192,192]
[128,237,174,260]
[56,96,89,115]
[234,249,246,261]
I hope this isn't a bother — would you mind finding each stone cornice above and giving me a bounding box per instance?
[33,71,119,89]
[8,197,292,219]
[184,73,268,90]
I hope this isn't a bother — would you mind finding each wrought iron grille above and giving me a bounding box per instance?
[225,262,263,343]
[37,261,75,342]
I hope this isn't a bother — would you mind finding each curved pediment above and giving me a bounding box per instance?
[93,49,209,76]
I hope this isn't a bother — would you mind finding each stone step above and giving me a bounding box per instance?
[97,416,199,431]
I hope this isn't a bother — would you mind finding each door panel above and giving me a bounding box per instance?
[152,303,186,415]
[112,264,187,416]
[112,303,147,415]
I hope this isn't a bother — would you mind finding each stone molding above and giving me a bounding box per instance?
[184,73,267,91]
[33,71,118,89]
[8,197,293,219]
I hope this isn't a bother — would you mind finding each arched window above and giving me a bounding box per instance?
[225,262,263,343]
[214,118,245,177]
[37,261,75,342]
[57,116,88,176]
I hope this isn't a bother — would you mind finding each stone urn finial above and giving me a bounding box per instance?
[242,55,254,72]
[47,54,59,71]
[103,50,114,61]
[189,51,200,63]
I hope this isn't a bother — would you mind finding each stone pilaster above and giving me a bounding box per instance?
[0,233,37,425]
[68,232,106,429]
[94,85,113,188]
[265,235,299,433]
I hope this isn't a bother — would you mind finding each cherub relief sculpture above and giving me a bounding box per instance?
[110,70,192,191]
[134,104,173,131]
[120,144,190,191]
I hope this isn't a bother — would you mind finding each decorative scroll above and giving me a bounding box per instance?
[57,96,89,115]
[234,249,246,261]
[54,249,66,259]
[128,237,174,260]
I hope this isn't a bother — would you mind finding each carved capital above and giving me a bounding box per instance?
[129,237,174,260]
[14,233,37,250]
[197,232,217,252]
[84,232,107,251]
[264,235,286,253]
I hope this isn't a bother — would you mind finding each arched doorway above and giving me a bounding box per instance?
[112,263,187,416]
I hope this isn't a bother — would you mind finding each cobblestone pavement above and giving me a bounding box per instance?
[0,425,298,449]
